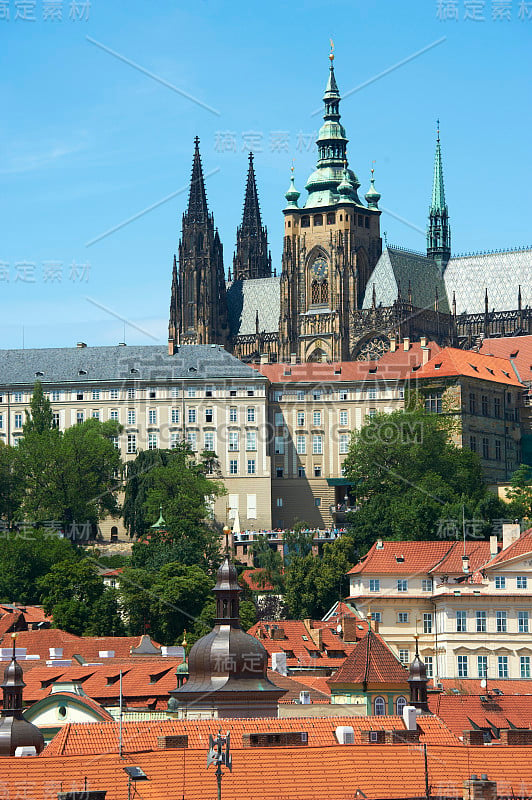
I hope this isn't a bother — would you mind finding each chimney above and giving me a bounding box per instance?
[390,337,397,353]
[462,775,497,800]
[76,342,87,349]
[402,705,418,731]
[271,652,288,676]
[260,353,269,364]
[168,339,175,356]
[489,535,498,558]
[403,337,410,351]
[376,538,383,549]
[341,617,358,643]
[462,555,470,574]
[309,627,323,650]
[420,336,428,348]
[290,353,297,365]
[422,347,431,365]
[502,522,520,551]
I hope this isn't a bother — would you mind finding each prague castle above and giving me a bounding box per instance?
[168,52,532,364]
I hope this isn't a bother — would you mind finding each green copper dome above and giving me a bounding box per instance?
[284,168,300,208]
[365,169,381,210]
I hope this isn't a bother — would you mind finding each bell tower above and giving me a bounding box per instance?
[279,50,382,363]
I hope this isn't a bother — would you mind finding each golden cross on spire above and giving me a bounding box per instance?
[329,39,334,61]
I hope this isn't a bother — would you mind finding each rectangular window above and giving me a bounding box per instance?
[339,410,348,426]
[186,431,197,451]
[76,391,83,401]
[148,387,156,399]
[148,409,157,425]
[171,408,180,424]
[92,390,100,401]
[519,611,529,633]
[469,393,476,414]
[422,579,433,592]
[397,579,408,593]
[187,387,196,398]
[229,407,238,423]
[14,413,22,429]
[110,389,119,400]
[274,436,284,455]
[296,435,306,455]
[297,390,305,401]
[312,410,322,427]
[495,439,502,461]
[276,497,283,507]
[314,497,321,507]
[110,409,119,421]
[201,408,212,423]
[204,431,215,452]
[52,412,60,428]
[127,409,136,425]
[76,411,84,425]
[188,408,196,424]
[13,392,23,403]
[482,437,489,459]
[368,409,377,419]
[457,655,468,678]
[52,390,61,402]
[276,467,284,478]
[247,406,255,423]
[498,655,509,679]
[372,612,382,623]
[339,390,348,401]
[481,395,489,416]
[298,467,306,478]
[423,613,433,634]
[476,610,487,633]
[494,397,501,418]
[247,493,257,519]
[229,431,239,451]
[274,412,284,427]
[127,388,135,400]
[399,649,409,665]
[496,610,507,633]
[92,410,100,420]
[170,432,179,449]
[397,612,409,624]
[425,392,443,413]
[247,459,256,475]
[368,386,377,401]
[312,390,321,401]
[312,435,323,455]
[369,579,380,592]
[470,435,477,453]
[339,434,350,454]
[313,465,322,478]
[495,576,506,589]
[246,431,257,451]
[170,387,180,399]
[148,432,157,450]
[424,657,433,678]
[456,611,467,632]
[205,386,213,398]
[517,576,528,589]
[521,656,531,679]
[111,436,119,450]
[297,411,305,427]
[477,655,488,678]
[127,434,136,454]
[229,459,238,474]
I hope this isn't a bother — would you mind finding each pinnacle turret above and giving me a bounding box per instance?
[233,152,271,280]
[186,137,209,224]
[427,121,451,271]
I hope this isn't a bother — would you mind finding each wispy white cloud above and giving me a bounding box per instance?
[0,137,89,175]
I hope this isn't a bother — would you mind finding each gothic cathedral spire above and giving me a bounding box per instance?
[233,153,272,280]
[168,138,229,353]
[427,122,451,271]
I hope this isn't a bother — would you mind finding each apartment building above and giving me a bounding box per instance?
[347,524,532,681]
[0,344,272,533]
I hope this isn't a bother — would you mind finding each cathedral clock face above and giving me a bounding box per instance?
[311,257,328,279]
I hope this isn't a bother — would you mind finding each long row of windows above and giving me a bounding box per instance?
[0,387,259,403]
[457,654,531,679]
[376,609,530,633]
[368,578,434,593]
[469,434,504,461]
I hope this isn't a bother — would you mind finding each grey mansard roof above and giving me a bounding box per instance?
[362,247,450,313]
[226,276,280,337]
[0,344,263,387]
[443,247,532,315]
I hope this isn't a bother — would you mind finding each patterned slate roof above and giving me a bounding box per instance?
[0,344,262,386]
[226,276,280,336]
[362,247,449,313]
[444,247,532,314]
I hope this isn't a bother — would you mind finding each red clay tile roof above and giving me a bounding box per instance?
[436,679,532,696]
[269,671,331,704]
[483,527,532,569]
[428,692,532,738]
[479,335,532,384]
[328,629,409,686]
[412,347,523,386]
[0,609,23,636]
[0,629,160,660]
[34,691,115,721]
[248,620,359,669]
[429,541,492,575]
[241,569,275,592]
[349,540,454,575]
[42,714,460,758]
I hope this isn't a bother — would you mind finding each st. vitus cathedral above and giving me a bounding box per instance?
[168,53,532,363]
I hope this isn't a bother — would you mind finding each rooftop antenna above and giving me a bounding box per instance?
[207,729,232,800]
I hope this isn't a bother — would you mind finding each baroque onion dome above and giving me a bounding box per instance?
[233,152,272,280]
[408,637,429,712]
[0,636,44,755]
[168,556,285,718]
[284,165,300,208]
[365,166,381,210]
[304,50,362,207]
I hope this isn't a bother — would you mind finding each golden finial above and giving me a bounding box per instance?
[182,629,188,649]
[371,159,376,177]
[329,39,334,61]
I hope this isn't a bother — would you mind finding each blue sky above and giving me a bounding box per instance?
[1,0,530,349]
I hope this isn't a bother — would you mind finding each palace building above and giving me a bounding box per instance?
[167,53,532,364]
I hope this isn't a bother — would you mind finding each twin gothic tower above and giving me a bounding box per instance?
[168,55,450,362]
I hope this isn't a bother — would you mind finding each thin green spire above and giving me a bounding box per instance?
[431,119,447,213]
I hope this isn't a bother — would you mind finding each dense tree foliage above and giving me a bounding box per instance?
[283,537,352,619]
[506,464,532,521]
[342,407,509,554]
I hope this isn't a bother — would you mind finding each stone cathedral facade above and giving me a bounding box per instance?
[168,55,532,363]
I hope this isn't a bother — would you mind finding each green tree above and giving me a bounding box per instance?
[342,407,507,553]
[250,535,284,591]
[506,464,532,521]
[0,529,79,605]
[284,538,352,619]
[23,380,53,435]
[122,449,175,537]
[0,442,24,526]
